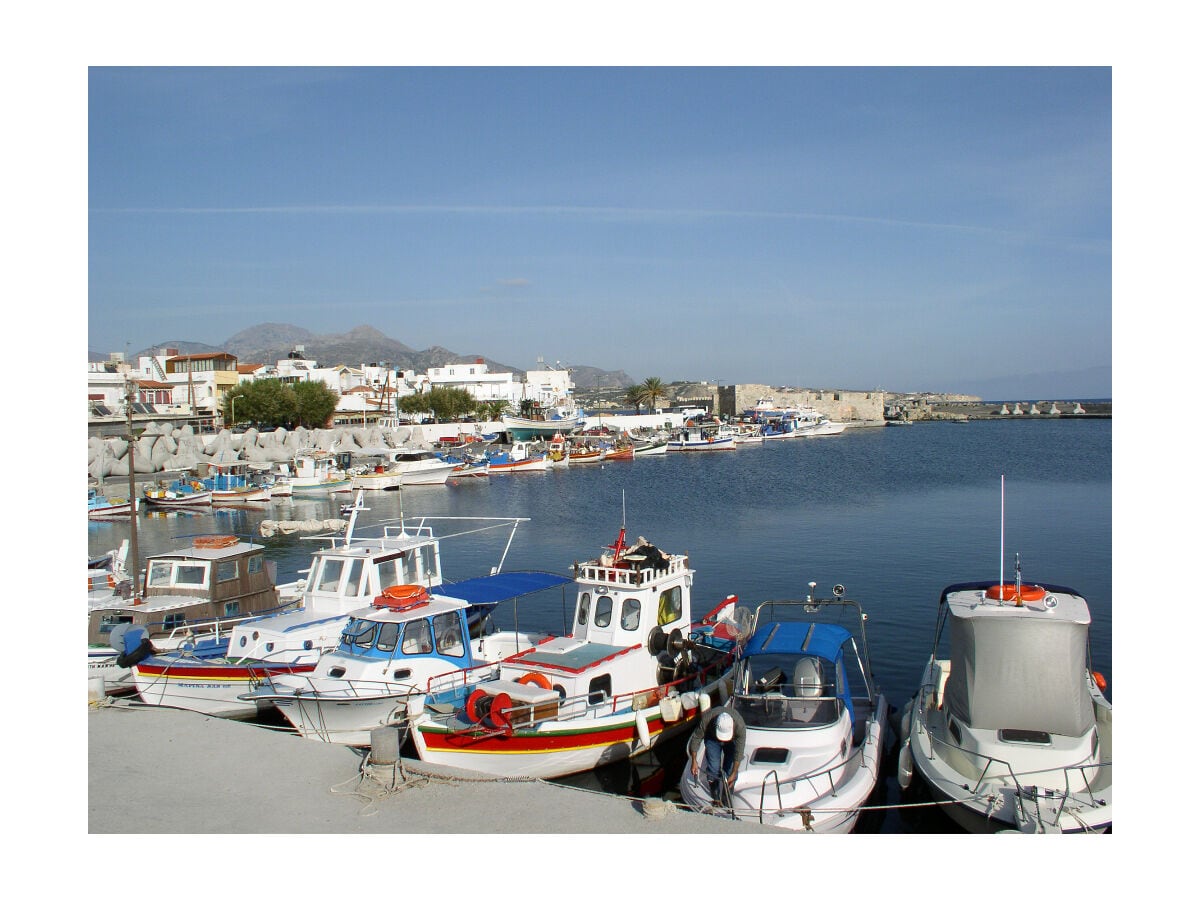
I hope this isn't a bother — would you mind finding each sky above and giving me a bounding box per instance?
[87,65,1111,399]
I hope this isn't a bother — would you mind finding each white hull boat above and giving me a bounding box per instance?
[409,526,749,779]
[679,587,887,833]
[896,578,1112,833]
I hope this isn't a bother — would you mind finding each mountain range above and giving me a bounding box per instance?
[107,323,636,390]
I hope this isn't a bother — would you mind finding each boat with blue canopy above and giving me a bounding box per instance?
[679,585,887,833]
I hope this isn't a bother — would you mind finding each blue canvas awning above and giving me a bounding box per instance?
[743,621,852,662]
[433,570,572,607]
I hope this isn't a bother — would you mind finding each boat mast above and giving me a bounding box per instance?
[124,374,141,599]
[999,474,1005,590]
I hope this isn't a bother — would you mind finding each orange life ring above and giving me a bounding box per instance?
[194,535,238,549]
[518,671,552,691]
[374,584,431,611]
[985,583,1046,603]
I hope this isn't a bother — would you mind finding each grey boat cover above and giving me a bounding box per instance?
[943,601,1095,738]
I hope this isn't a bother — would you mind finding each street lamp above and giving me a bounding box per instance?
[229,395,239,428]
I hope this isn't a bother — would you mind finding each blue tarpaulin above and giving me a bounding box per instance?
[743,621,851,662]
[433,571,572,607]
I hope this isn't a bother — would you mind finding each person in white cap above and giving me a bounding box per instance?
[687,706,746,804]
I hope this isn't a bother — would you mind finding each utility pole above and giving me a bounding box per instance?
[124,375,141,600]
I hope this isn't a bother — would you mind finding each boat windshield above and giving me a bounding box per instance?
[732,653,842,729]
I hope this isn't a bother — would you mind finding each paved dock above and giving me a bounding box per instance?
[88,700,782,835]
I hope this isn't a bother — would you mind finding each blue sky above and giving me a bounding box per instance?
[88,67,1111,398]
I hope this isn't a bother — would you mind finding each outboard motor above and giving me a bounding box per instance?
[111,624,156,668]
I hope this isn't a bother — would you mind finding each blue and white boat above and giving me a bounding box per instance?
[679,584,888,833]
[666,421,736,451]
[88,487,136,519]
[126,496,540,719]
[244,571,572,744]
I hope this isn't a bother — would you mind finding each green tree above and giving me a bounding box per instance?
[624,384,648,413]
[293,380,339,429]
[640,377,668,411]
[397,387,477,423]
[476,399,511,421]
[223,378,297,428]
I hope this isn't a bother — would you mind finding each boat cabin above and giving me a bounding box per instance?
[87,537,289,646]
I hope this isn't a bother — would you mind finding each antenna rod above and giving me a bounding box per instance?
[1000,474,1005,589]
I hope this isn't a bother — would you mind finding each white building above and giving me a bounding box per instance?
[427,359,520,403]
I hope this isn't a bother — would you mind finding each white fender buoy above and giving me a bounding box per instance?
[680,691,699,711]
[698,691,712,713]
[897,741,913,791]
[634,708,651,747]
[659,694,682,723]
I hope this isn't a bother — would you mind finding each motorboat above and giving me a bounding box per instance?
[407,526,749,779]
[244,571,571,744]
[286,451,351,494]
[125,495,539,719]
[350,448,457,489]
[89,533,296,696]
[895,572,1112,833]
[679,584,888,833]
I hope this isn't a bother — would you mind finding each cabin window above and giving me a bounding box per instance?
[163,613,186,631]
[376,621,400,652]
[576,593,591,626]
[377,555,406,591]
[217,561,238,582]
[341,619,375,650]
[223,600,240,617]
[594,595,613,628]
[146,561,173,588]
[247,555,263,575]
[318,559,345,593]
[620,598,642,631]
[99,614,133,634]
[401,619,433,655]
[657,587,682,626]
[587,674,612,706]
[176,563,206,586]
[346,558,366,597]
[433,612,464,657]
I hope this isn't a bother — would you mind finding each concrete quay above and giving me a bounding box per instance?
[88,701,781,835]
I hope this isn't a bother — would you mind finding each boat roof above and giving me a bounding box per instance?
[743,621,851,662]
[353,594,470,622]
[942,581,1091,626]
[433,570,572,607]
[146,539,263,561]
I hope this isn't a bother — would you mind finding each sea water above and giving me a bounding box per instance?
[90,417,1112,831]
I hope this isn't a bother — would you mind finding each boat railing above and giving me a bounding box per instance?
[755,770,783,825]
[922,725,1111,824]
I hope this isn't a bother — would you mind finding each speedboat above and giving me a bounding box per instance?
[243,571,570,744]
[126,496,539,719]
[679,584,887,833]
[895,574,1112,833]
[89,533,296,695]
[408,526,749,779]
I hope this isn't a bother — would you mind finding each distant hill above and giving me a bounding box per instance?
[119,323,632,386]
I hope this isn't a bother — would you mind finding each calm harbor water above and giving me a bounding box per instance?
[89,418,1112,832]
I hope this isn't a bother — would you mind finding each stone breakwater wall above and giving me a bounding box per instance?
[87,420,462,479]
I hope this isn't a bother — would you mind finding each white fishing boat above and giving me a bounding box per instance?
[408,526,749,779]
[286,451,351,494]
[895,570,1112,833]
[679,585,887,833]
[142,474,213,508]
[203,461,272,503]
[666,421,736,451]
[485,441,551,473]
[244,572,571,744]
[126,495,538,719]
[88,487,137,519]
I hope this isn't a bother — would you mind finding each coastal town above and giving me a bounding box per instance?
[88,344,1107,443]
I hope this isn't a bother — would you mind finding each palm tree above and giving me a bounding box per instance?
[624,384,648,413]
[640,377,668,412]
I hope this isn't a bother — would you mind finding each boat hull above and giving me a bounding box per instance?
[131,657,318,718]
[502,415,584,441]
[412,680,726,780]
[666,438,736,451]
